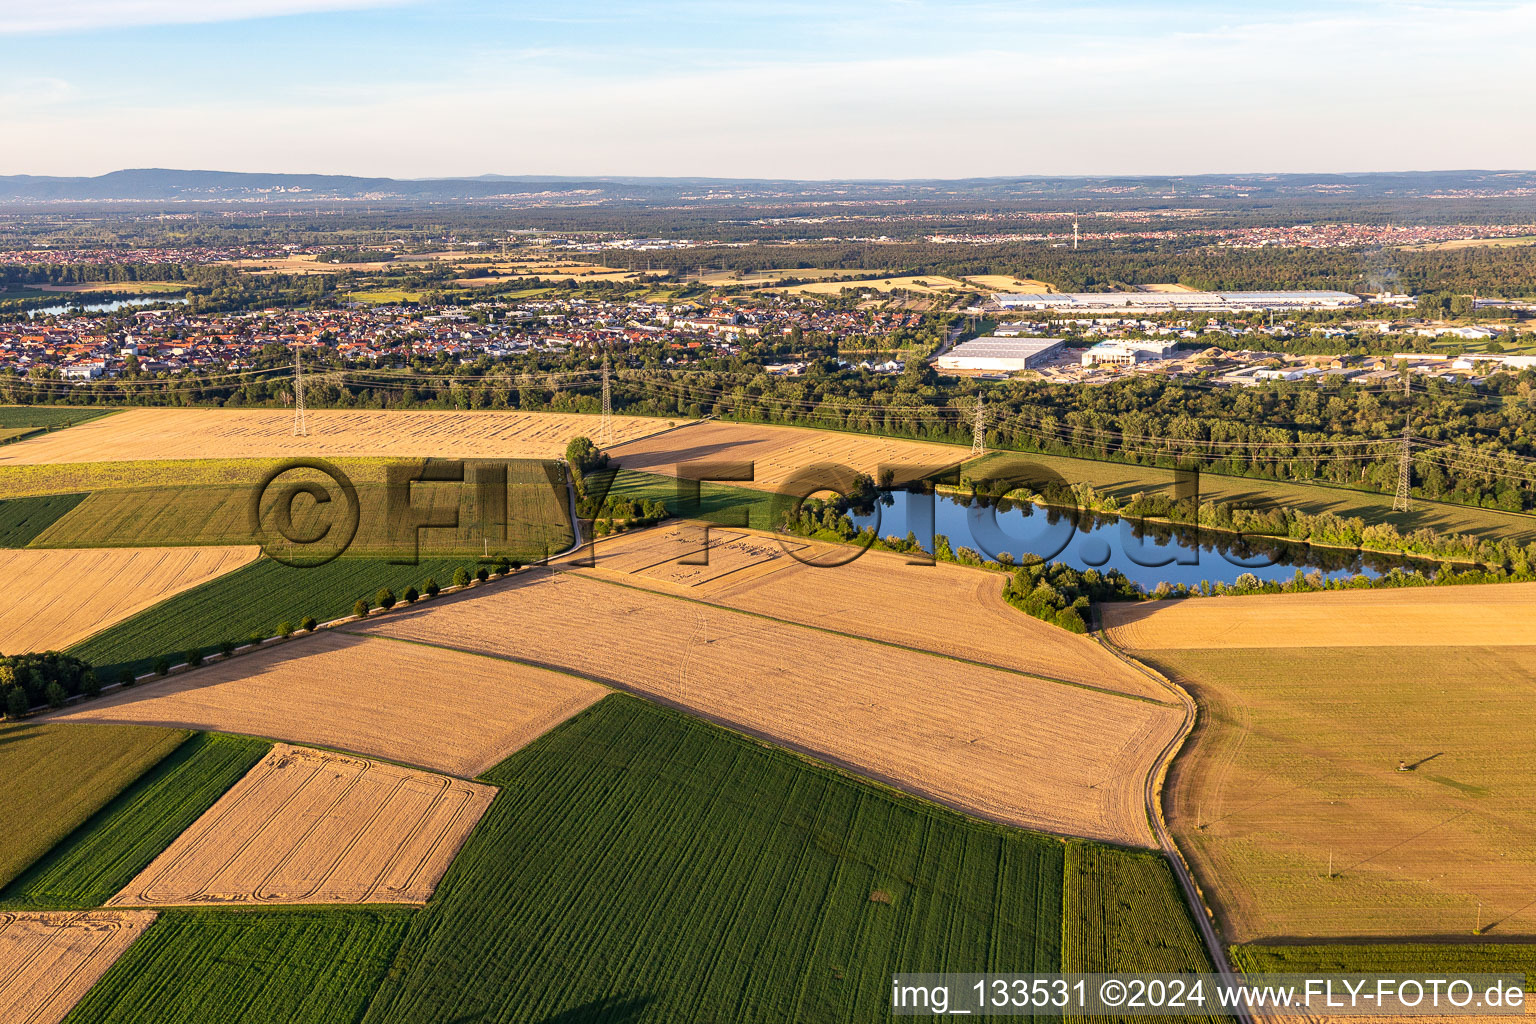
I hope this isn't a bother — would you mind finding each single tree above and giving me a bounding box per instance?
[376,588,396,610]
[354,598,371,618]
[302,616,318,632]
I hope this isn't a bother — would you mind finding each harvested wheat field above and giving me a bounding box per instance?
[963,274,1055,292]
[108,744,494,907]
[1101,584,1536,650]
[349,570,1181,846]
[609,419,969,494]
[0,546,258,654]
[0,408,683,465]
[568,525,1165,699]
[0,910,156,1024]
[52,631,606,777]
[1108,592,1536,941]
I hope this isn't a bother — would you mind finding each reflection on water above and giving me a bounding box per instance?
[26,296,189,318]
[847,490,1434,590]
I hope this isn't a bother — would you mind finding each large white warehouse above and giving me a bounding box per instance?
[991,290,1361,312]
[934,337,1067,372]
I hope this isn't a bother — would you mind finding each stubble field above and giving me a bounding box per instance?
[1107,597,1536,941]
[347,569,1180,846]
[107,744,495,907]
[571,525,1166,699]
[0,910,156,1024]
[55,629,608,777]
[609,419,970,494]
[0,408,683,464]
[1102,584,1536,649]
[0,546,259,653]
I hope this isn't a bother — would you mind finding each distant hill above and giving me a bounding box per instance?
[2,168,1535,206]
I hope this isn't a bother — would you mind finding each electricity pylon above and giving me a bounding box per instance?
[971,394,986,457]
[600,357,614,447]
[1392,427,1412,512]
[292,344,307,437]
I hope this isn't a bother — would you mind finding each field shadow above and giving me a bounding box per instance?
[612,438,760,470]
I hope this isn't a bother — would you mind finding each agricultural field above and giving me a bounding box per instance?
[601,467,782,530]
[1061,842,1213,974]
[0,492,87,545]
[66,908,413,1024]
[0,406,109,431]
[0,723,189,890]
[1,733,268,909]
[609,418,970,494]
[0,407,685,465]
[348,568,1180,845]
[26,457,572,561]
[0,910,156,1024]
[1101,583,1536,649]
[0,546,259,654]
[1106,594,1536,940]
[963,274,1055,292]
[360,694,1070,1024]
[572,524,1165,699]
[776,274,968,296]
[108,744,495,907]
[56,630,607,777]
[66,555,481,680]
[964,448,1536,544]
[1231,943,1536,988]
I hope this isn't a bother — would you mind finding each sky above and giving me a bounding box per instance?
[1,0,1533,179]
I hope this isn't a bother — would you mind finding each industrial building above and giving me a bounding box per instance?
[1080,339,1180,366]
[991,290,1361,313]
[934,336,1067,372]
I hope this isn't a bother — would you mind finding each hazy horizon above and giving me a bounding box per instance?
[3,0,1534,180]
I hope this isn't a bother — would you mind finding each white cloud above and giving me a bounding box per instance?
[0,0,416,34]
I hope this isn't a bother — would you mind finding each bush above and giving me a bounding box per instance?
[452,567,471,588]
[424,577,440,598]
[45,682,67,708]
[185,649,204,668]
[153,656,171,676]
[376,588,396,610]
[475,567,489,583]
[118,668,137,688]
[220,639,238,657]
[1053,607,1088,634]
[301,616,318,632]
[276,621,294,638]
[404,586,419,604]
[6,687,28,718]
[353,598,371,618]
[83,670,101,698]
[493,557,511,576]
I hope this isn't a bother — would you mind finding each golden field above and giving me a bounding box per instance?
[1101,584,1536,650]
[609,419,969,494]
[1108,591,1536,941]
[0,408,683,465]
[0,910,155,1024]
[569,525,1165,699]
[107,744,494,907]
[346,569,1182,846]
[0,546,258,653]
[52,631,608,777]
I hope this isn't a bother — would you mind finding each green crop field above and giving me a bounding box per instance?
[30,470,571,560]
[1,732,269,909]
[1062,842,1213,974]
[1231,944,1536,990]
[69,555,483,679]
[65,908,415,1024]
[0,492,88,546]
[362,694,1066,1024]
[0,722,188,890]
[0,406,110,431]
[605,468,781,530]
